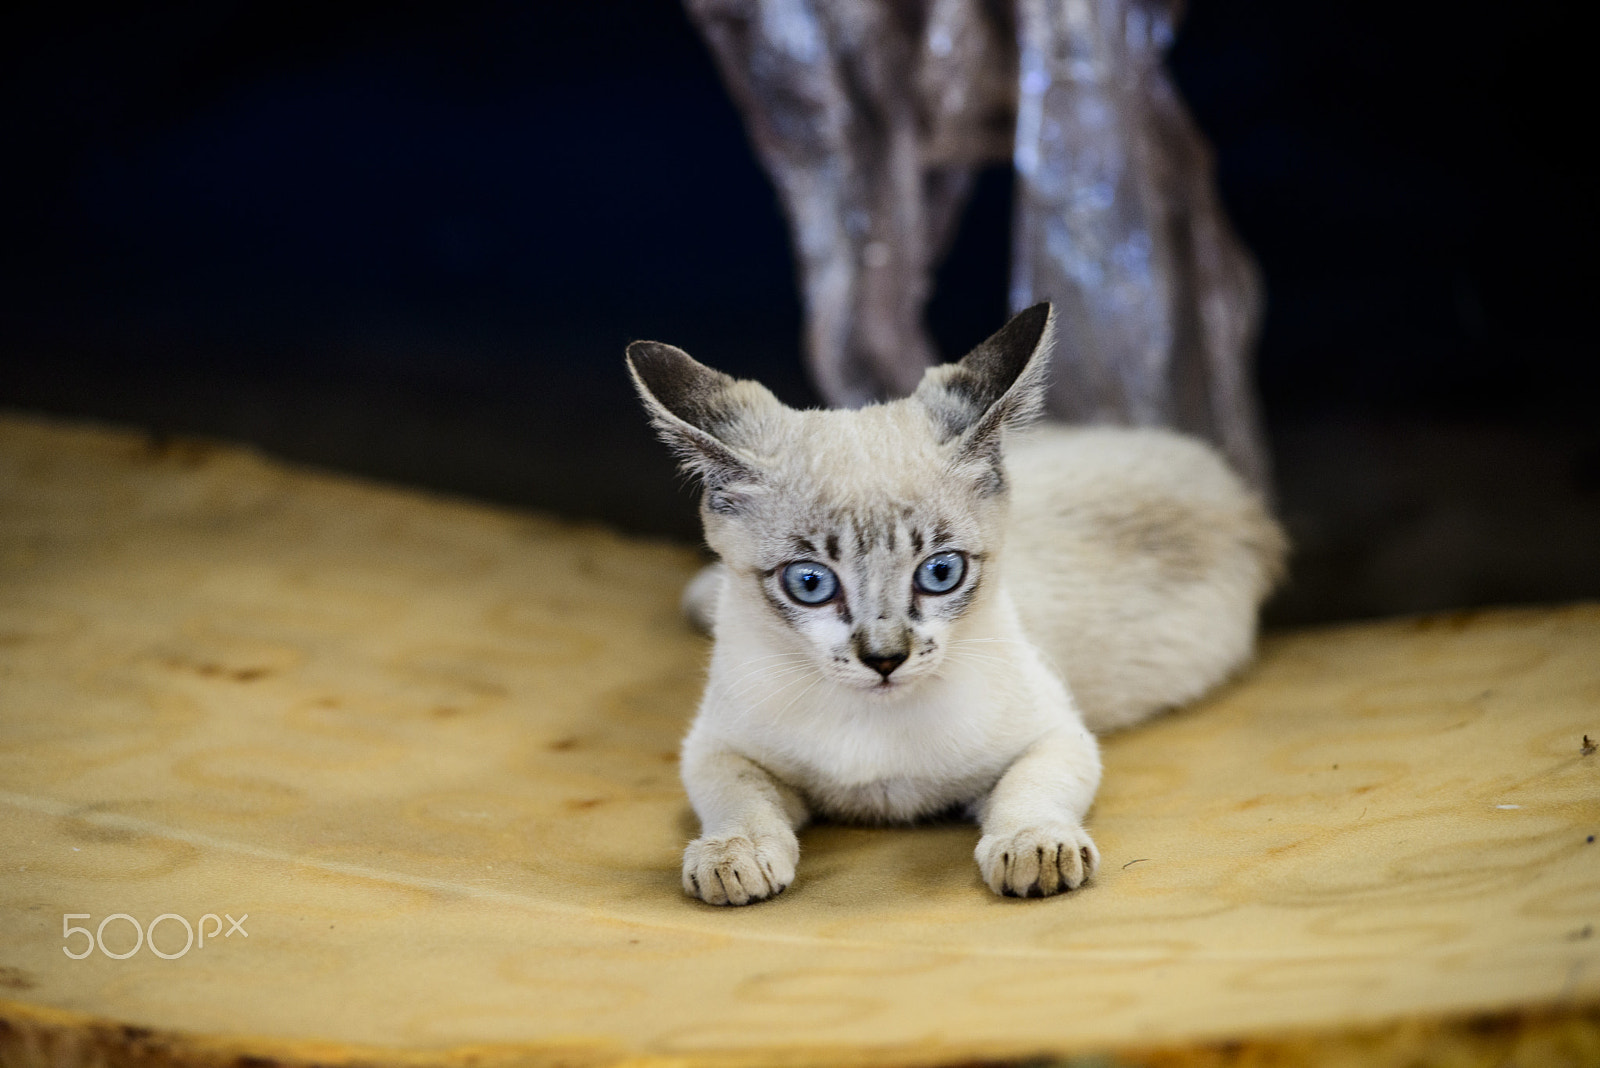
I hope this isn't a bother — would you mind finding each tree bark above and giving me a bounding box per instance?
[686,0,1269,488]
[686,0,1015,407]
[1010,0,1267,486]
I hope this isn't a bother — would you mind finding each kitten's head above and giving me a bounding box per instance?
[627,304,1053,694]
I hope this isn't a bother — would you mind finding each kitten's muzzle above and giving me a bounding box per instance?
[852,624,911,679]
[859,651,909,678]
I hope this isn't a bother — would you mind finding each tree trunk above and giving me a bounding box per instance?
[685,0,1269,488]
[1010,0,1268,486]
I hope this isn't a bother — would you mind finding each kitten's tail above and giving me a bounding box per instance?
[681,562,725,635]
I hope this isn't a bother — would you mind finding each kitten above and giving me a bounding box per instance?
[627,304,1284,905]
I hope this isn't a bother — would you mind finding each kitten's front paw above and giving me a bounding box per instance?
[682,831,798,906]
[975,823,1099,898]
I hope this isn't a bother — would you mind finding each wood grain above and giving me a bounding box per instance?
[0,413,1596,1067]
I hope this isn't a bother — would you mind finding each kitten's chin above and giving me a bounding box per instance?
[843,672,926,699]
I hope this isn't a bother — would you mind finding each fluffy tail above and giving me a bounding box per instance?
[681,562,725,635]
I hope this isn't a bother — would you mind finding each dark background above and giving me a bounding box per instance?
[2,1,1595,624]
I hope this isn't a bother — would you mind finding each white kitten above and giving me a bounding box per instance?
[628,305,1284,905]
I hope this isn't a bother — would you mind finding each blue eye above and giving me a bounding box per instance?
[781,561,839,605]
[915,551,966,594]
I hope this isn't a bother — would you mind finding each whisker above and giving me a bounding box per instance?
[770,672,827,718]
[944,647,1012,662]
[941,650,1016,672]
[720,663,816,704]
[727,651,814,667]
[737,663,821,711]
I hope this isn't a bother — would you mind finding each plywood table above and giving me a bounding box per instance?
[1,413,1596,1067]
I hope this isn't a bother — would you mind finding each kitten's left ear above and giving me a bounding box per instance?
[626,340,770,513]
[913,303,1054,479]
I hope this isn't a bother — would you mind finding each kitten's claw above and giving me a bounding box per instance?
[682,831,798,906]
[975,823,1099,898]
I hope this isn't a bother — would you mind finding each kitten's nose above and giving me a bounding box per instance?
[860,651,908,678]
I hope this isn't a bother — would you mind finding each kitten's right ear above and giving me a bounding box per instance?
[913,305,1054,495]
[626,340,764,513]
[914,303,1053,446]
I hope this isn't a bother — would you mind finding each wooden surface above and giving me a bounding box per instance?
[1,412,1597,1067]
